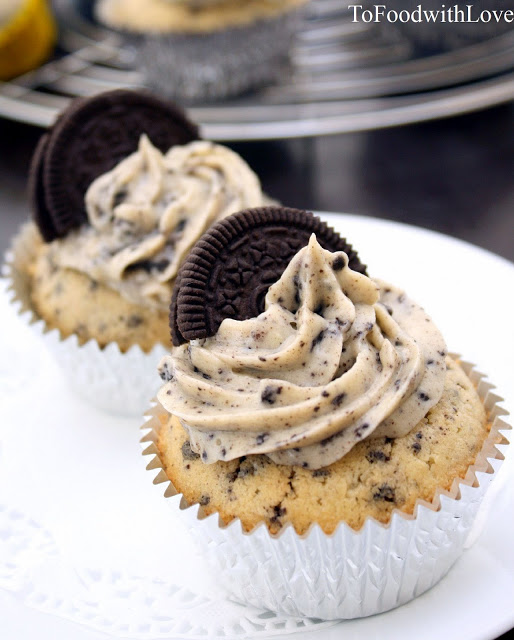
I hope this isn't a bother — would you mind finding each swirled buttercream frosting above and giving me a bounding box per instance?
[44,135,264,309]
[157,236,447,468]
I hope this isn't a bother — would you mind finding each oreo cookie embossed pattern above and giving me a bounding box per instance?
[171,206,367,344]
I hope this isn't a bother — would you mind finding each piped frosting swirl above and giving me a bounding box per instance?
[158,236,447,469]
[45,135,264,309]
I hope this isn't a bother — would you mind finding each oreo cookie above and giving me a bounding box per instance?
[31,90,200,240]
[171,206,367,344]
[170,269,186,347]
[28,133,57,242]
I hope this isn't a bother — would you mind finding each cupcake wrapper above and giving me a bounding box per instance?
[141,360,510,620]
[116,9,304,102]
[3,223,167,417]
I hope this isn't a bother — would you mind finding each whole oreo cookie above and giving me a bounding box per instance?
[171,206,367,344]
[38,90,200,238]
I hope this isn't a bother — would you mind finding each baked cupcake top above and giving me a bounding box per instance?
[42,135,265,310]
[96,0,307,34]
[158,235,447,469]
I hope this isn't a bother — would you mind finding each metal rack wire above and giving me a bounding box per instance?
[1,0,513,140]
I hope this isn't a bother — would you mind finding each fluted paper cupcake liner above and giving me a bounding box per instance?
[3,223,167,416]
[141,360,510,620]
[98,7,304,102]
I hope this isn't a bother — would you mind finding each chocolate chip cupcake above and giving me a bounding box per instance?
[143,208,509,618]
[5,91,268,415]
[95,0,308,101]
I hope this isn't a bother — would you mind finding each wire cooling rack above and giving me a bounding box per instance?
[0,0,513,140]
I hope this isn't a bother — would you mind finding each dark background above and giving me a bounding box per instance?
[1,103,513,263]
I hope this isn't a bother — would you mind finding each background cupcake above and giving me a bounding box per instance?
[94,0,309,101]
[29,133,264,352]
[5,90,268,415]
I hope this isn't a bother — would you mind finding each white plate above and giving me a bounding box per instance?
[1,213,513,640]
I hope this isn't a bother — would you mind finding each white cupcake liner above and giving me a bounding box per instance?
[141,359,510,620]
[3,223,167,417]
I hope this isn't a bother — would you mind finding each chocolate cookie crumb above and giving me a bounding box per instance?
[181,440,200,461]
[373,484,396,503]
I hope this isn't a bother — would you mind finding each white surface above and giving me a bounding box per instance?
[0,213,513,639]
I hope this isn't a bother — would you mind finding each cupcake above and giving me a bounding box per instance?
[4,90,267,414]
[29,134,264,352]
[143,207,509,618]
[0,0,56,80]
[94,0,308,101]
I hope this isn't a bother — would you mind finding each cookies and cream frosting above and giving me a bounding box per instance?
[45,135,264,309]
[157,236,447,468]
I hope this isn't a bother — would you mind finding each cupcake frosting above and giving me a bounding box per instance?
[158,236,447,469]
[44,135,264,309]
